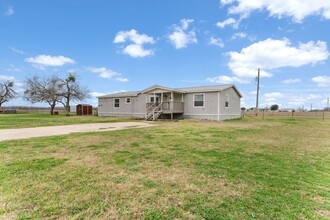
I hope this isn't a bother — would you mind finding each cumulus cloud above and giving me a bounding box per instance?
[87,67,120,79]
[209,37,224,48]
[113,29,155,58]
[25,55,75,67]
[221,0,330,22]
[115,77,129,82]
[88,67,128,82]
[216,18,239,29]
[123,44,154,58]
[168,19,197,49]
[227,38,329,78]
[312,75,330,87]
[281,78,302,84]
[4,6,14,16]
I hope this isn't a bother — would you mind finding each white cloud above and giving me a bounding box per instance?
[123,44,154,58]
[89,92,107,97]
[264,92,284,103]
[25,55,75,67]
[15,82,24,87]
[10,47,25,54]
[87,67,120,79]
[113,29,155,45]
[115,77,129,82]
[221,0,330,22]
[113,29,155,58]
[231,32,247,40]
[206,75,249,84]
[209,37,224,48]
[281,78,302,84]
[4,6,14,16]
[216,18,238,29]
[0,75,15,81]
[312,75,330,87]
[228,38,329,78]
[168,19,197,49]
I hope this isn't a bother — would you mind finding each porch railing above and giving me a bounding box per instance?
[146,102,184,112]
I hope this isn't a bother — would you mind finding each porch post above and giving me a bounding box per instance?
[153,93,155,103]
[181,93,183,102]
[161,93,163,103]
[171,92,173,102]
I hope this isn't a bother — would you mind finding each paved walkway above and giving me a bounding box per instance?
[0,122,154,142]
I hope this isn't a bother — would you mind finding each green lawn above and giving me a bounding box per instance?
[0,113,133,129]
[0,117,329,219]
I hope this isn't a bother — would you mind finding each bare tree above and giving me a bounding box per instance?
[58,72,89,116]
[0,81,17,107]
[24,75,63,115]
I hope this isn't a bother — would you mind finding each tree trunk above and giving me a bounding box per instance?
[65,98,70,116]
[50,101,56,115]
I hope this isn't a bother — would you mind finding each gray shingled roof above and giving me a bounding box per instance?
[98,84,242,98]
[177,84,233,93]
[97,91,139,98]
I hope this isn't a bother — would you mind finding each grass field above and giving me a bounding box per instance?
[0,113,133,129]
[0,115,329,219]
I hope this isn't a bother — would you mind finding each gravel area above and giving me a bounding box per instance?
[0,122,154,142]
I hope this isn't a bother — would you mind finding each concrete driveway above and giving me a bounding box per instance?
[0,122,154,142]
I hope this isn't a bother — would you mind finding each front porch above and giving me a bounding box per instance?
[142,85,186,121]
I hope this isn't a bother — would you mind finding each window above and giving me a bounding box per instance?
[194,94,204,107]
[114,98,120,108]
[126,98,131,104]
[225,95,229,108]
[150,96,159,103]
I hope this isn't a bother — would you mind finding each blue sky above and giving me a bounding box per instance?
[1,0,330,109]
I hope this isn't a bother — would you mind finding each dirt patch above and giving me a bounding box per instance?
[0,122,155,142]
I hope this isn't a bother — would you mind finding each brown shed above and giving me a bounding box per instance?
[76,104,93,116]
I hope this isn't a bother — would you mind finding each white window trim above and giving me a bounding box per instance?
[114,98,120,108]
[193,93,205,108]
[126,97,131,104]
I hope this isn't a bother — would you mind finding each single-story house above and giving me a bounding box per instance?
[97,84,242,121]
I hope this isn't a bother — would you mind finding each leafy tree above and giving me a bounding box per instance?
[58,72,89,116]
[24,75,63,115]
[270,104,279,111]
[0,81,17,107]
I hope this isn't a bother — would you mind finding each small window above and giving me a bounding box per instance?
[225,95,229,108]
[126,98,131,104]
[114,98,120,108]
[150,96,159,103]
[194,94,204,107]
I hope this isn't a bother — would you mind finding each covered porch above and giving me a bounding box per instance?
[142,85,185,120]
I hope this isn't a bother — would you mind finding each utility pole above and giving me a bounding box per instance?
[255,68,260,116]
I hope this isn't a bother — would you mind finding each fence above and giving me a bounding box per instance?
[0,106,98,115]
[242,110,330,121]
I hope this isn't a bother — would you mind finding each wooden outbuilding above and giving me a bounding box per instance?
[76,104,93,116]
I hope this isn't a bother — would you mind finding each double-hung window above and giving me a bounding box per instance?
[194,94,204,107]
[114,98,120,108]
